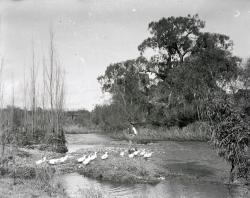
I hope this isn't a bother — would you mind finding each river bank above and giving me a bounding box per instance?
[0,146,68,198]
[116,126,210,144]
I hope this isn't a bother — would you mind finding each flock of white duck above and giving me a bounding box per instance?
[125,148,153,159]
[35,155,70,165]
[35,149,153,166]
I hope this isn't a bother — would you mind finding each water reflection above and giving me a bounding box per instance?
[61,173,248,198]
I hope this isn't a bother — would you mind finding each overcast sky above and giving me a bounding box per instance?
[1,0,250,110]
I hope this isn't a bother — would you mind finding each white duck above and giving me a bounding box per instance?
[143,152,153,159]
[48,155,68,165]
[120,151,125,157]
[83,155,92,165]
[89,152,97,161]
[139,149,146,156]
[48,158,60,165]
[36,157,46,165]
[133,150,140,156]
[101,152,108,160]
[59,155,69,163]
[159,176,165,180]
[77,155,87,163]
[128,152,135,158]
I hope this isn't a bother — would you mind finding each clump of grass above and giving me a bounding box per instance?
[12,165,36,179]
[0,163,67,197]
[0,146,67,197]
[144,121,211,141]
[2,159,55,181]
[34,164,55,189]
[0,177,68,198]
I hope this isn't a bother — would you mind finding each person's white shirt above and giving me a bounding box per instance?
[132,126,137,135]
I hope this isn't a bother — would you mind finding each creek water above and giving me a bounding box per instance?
[66,133,112,153]
[61,133,248,198]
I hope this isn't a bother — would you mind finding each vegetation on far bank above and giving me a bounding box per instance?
[109,121,210,142]
[63,125,99,134]
[91,14,250,182]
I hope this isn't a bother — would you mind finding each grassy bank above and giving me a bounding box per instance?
[109,121,211,143]
[0,170,67,198]
[0,177,66,198]
[0,147,68,198]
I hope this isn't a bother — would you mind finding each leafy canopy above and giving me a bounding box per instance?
[138,14,241,99]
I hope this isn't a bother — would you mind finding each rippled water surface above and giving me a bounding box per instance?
[62,172,248,198]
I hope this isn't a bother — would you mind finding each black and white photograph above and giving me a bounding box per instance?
[0,0,250,197]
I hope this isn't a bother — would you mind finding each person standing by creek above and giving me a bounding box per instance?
[126,122,138,151]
